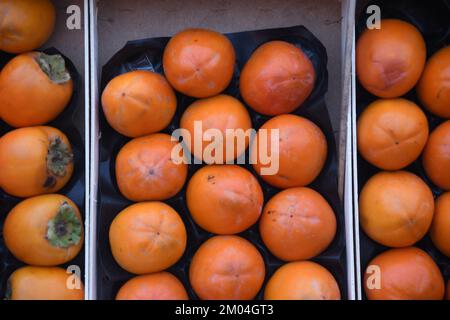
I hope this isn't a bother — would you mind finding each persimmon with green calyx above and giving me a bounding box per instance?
[0,126,74,198]
[0,52,73,127]
[3,194,84,266]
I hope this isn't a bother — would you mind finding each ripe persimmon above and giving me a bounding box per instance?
[417,46,450,118]
[0,0,55,53]
[0,126,74,198]
[264,261,340,300]
[240,41,315,115]
[422,121,450,190]
[189,235,265,300]
[0,52,74,127]
[447,280,450,300]
[186,165,263,234]
[430,192,450,258]
[115,133,188,201]
[357,98,429,170]
[101,70,177,137]
[116,272,188,300]
[260,187,336,261]
[3,194,83,266]
[163,28,235,98]
[356,19,426,98]
[364,247,445,300]
[359,171,434,247]
[180,94,252,163]
[109,202,187,275]
[6,266,84,300]
[251,114,327,189]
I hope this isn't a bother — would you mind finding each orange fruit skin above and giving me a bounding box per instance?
[189,235,265,300]
[101,70,177,138]
[0,126,73,198]
[116,272,188,300]
[109,202,187,275]
[447,280,450,300]
[180,94,252,163]
[364,247,445,300]
[186,165,263,234]
[356,19,426,98]
[240,40,316,116]
[264,261,340,300]
[417,46,450,119]
[0,52,74,127]
[357,98,429,170]
[359,171,434,247]
[252,114,327,189]
[430,192,450,258]
[260,187,336,261]
[3,194,83,266]
[0,0,55,53]
[423,121,450,191]
[8,266,84,300]
[163,28,236,98]
[115,133,188,201]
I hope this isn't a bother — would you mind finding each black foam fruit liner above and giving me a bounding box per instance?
[0,48,85,297]
[98,25,347,300]
[355,0,450,299]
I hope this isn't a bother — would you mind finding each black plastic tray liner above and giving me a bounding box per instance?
[98,25,346,300]
[0,48,85,297]
[355,0,450,299]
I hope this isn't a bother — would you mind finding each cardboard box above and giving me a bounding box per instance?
[0,0,90,300]
[88,0,356,300]
[51,0,91,301]
[351,0,450,300]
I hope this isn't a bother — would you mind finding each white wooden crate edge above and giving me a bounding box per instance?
[88,0,99,300]
[81,0,92,301]
[341,0,357,301]
[351,13,363,300]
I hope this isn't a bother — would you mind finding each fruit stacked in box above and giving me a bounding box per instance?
[355,0,450,300]
[0,0,84,300]
[98,26,346,300]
